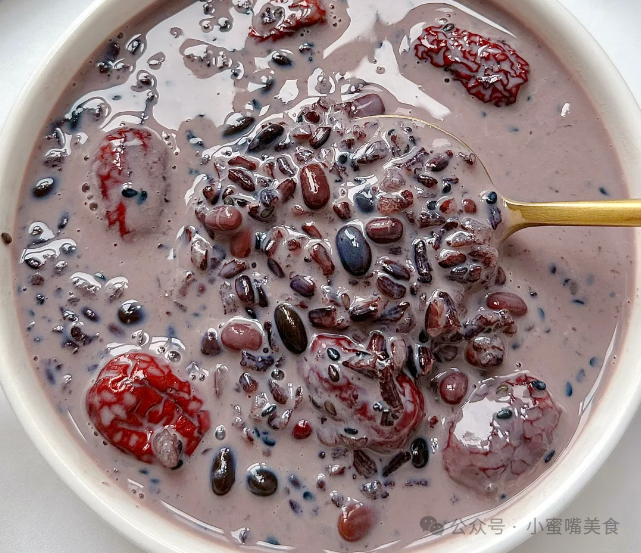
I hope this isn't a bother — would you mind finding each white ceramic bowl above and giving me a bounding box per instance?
[1,1,641,552]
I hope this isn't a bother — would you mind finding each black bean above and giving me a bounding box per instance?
[272,52,292,66]
[32,177,55,198]
[267,258,285,278]
[380,258,410,281]
[410,438,429,469]
[496,408,513,420]
[244,305,258,320]
[260,188,279,208]
[354,188,375,213]
[327,347,340,361]
[324,401,337,416]
[381,451,411,477]
[485,191,498,204]
[336,225,372,277]
[82,307,100,322]
[255,281,269,307]
[247,464,278,496]
[248,123,285,152]
[413,240,432,283]
[328,364,340,382]
[235,275,255,304]
[223,115,255,137]
[274,303,308,354]
[117,300,144,325]
[201,329,222,356]
[211,447,236,496]
[290,274,315,298]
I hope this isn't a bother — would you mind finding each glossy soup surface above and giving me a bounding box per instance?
[11,0,633,550]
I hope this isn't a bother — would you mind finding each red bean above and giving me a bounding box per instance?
[221,320,263,351]
[228,167,256,191]
[276,155,296,177]
[277,178,296,201]
[308,306,347,329]
[300,163,330,210]
[239,372,259,393]
[439,198,457,214]
[377,190,413,215]
[309,126,331,149]
[348,93,386,118]
[439,371,468,404]
[465,334,505,368]
[292,420,313,439]
[228,155,258,170]
[310,243,335,276]
[333,200,352,220]
[486,292,527,316]
[204,206,243,232]
[376,275,406,299]
[437,249,466,268]
[219,259,247,279]
[230,227,252,258]
[302,222,322,239]
[338,502,376,542]
[462,198,477,213]
[365,217,404,244]
[292,124,313,140]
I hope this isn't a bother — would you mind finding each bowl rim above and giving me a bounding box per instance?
[1,1,641,552]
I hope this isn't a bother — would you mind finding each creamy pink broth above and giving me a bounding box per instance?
[9,0,633,550]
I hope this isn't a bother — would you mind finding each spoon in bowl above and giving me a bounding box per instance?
[361,114,641,244]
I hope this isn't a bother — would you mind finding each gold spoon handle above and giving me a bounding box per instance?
[505,198,641,236]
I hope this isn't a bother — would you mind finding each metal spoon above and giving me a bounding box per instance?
[362,114,641,243]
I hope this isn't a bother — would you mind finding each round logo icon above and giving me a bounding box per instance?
[420,516,445,535]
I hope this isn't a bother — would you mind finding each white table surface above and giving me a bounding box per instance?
[1,0,641,551]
